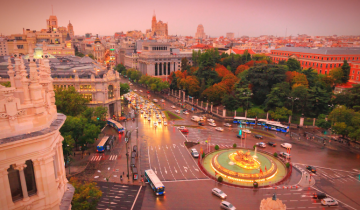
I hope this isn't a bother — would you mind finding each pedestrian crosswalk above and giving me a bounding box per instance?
[198,141,235,148]
[90,155,118,161]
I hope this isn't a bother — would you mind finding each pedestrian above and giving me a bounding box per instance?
[306,175,308,180]
[123,171,125,175]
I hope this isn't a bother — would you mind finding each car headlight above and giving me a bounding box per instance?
[156,193,159,195]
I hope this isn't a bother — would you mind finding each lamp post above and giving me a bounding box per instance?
[288,97,299,138]
[243,91,253,118]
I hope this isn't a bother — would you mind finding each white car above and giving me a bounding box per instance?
[129,83,133,86]
[156,114,160,119]
[143,114,147,118]
[321,198,338,206]
[209,123,217,127]
[139,90,143,92]
[199,117,204,121]
[154,122,158,127]
[140,110,144,114]
[175,110,180,114]
[158,118,161,123]
[178,126,186,130]
[134,89,137,92]
[190,148,199,158]
[224,123,231,127]
[207,119,215,123]
[147,117,151,121]
[281,143,292,149]
[220,201,236,210]
[161,114,165,118]
[184,111,189,115]
[163,121,168,126]
[256,142,266,148]
[215,127,224,132]
[212,188,227,199]
[171,105,176,108]
[243,129,251,134]
[161,99,165,102]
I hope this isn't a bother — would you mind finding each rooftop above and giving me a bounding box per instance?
[273,47,360,55]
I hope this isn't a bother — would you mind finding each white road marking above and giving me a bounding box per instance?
[161,146,176,180]
[130,186,142,210]
[174,167,177,173]
[164,167,168,174]
[154,146,165,180]
[166,145,168,149]
[311,186,357,210]
[173,144,176,148]
[169,144,187,179]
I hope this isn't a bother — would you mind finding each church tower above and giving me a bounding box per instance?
[67,21,74,38]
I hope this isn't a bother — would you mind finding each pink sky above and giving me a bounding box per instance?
[1,0,360,37]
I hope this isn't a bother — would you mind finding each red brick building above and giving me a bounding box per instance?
[270,47,360,83]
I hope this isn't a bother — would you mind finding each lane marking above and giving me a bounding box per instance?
[311,186,357,210]
[162,146,176,180]
[169,144,187,179]
[154,146,165,180]
[130,186,142,210]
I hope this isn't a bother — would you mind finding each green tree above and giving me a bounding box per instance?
[328,105,360,141]
[235,87,253,110]
[115,64,126,74]
[55,87,89,116]
[341,60,350,83]
[215,145,219,150]
[290,85,310,115]
[286,58,301,72]
[181,57,189,72]
[120,83,130,95]
[264,82,291,111]
[62,135,75,163]
[221,94,238,112]
[75,51,85,57]
[87,53,95,60]
[329,67,343,85]
[307,84,332,117]
[70,177,102,210]
[301,68,319,88]
[269,107,292,121]
[316,114,331,130]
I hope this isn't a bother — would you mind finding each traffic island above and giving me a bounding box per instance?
[199,148,290,188]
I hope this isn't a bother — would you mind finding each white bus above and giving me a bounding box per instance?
[144,169,165,195]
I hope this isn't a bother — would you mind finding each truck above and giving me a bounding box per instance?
[191,116,200,122]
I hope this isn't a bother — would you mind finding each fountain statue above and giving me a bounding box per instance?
[229,150,260,169]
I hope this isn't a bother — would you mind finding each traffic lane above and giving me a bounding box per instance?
[152,144,183,181]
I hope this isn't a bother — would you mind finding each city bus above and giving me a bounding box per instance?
[107,119,125,133]
[144,169,165,195]
[96,136,114,152]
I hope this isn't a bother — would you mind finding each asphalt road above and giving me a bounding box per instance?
[103,78,360,210]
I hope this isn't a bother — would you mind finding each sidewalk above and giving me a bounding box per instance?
[293,164,316,188]
[66,151,91,177]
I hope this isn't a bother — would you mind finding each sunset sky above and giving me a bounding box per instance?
[1,0,360,37]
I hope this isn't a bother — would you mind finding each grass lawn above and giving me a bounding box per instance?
[174,124,206,129]
[164,111,183,121]
[250,129,277,138]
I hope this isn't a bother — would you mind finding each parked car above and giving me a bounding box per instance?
[190,148,199,158]
[139,90,143,92]
[243,129,251,134]
[147,91,150,94]
[215,127,224,132]
[212,188,227,199]
[160,99,165,102]
[279,152,291,159]
[281,143,292,149]
[224,123,231,127]
[268,142,276,147]
[207,119,215,123]
[171,105,176,108]
[134,89,137,92]
[180,128,189,133]
[313,192,327,199]
[306,165,317,173]
[209,122,217,127]
[321,198,338,206]
[175,110,180,114]
[254,134,263,139]
[256,142,266,148]
[220,201,236,210]
[198,122,204,126]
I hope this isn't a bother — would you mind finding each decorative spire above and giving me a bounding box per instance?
[13,40,19,57]
[7,57,15,87]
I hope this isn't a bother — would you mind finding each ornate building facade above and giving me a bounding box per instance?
[151,13,168,37]
[0,44,73,209]
[138,42,192,76]
[195,24,206,40]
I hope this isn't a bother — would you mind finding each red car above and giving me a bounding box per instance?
[180,128,189,133]
[147,91,150,94]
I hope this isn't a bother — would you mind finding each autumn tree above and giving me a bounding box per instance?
[329,67,343,85]
[292,73,309,88]
[201,83,227,104]
[214,64,232,78]
[70,178,102,210]
[235,65,249,75]
[221,74,239,93]
[181,57,190,72]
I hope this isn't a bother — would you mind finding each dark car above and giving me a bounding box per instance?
[313,192,327,199]
[198,122,204,126]
[268,142,276,147]
[254,134,263,139]
[236,135,245,139]
[306,165,317,173]
[133,145,138,154]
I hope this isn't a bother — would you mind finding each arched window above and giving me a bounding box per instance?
[108,85,114,99]
[155,63,158,76]
[163,63,167,75]
[168,63,171,75]
[159,63,162,76]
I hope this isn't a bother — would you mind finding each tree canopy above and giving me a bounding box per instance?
[55,87,89,116]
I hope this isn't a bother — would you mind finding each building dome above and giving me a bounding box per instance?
[94,37,101,44]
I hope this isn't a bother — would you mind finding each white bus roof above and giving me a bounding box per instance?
[266,121,281,125]
[98,136,110,147]
[108,119,124,129]
[258,119,267,122]
[145,169,164,188]
[234,117,247,120]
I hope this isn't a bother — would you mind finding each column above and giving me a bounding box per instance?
[15,164,29,201]
[234,110,237,117]
[172,89,174,96]
[192,98,194,104]
[32,159,45,197]
[210,102,213,112]
[266,112,269,120]
[183,91,185,102]
[206,102,209,111]
[223,108,226,117]
[313,118,316,126]
[0,168,14,208]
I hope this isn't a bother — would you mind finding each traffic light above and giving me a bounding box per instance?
[97,117,100,120]
[239,130,242,136]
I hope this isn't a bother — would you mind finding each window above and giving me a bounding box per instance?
[352,76,354,79]
[320,64,322,67]
[24,160,37,196]
[320,70,322,74]
[357,76,359,80]
[325,70,327,75]
[327,58,329,60]
[82,94,92,101]
[353,70,355,74]
[108,85,114,99]
[7,165,22,201]
[358,71,360,75]
[17,45,24,49]
[330,64,332,68]
[326,64,328,68]
[80,85,91,90]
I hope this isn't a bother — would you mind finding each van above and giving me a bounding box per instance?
[130,158,136,168]
[279,152,291,159]
[191,116,200,122]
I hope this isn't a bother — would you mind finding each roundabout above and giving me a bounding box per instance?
[201,148,289,187]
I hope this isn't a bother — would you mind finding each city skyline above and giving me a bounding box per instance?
[1,0,360,37]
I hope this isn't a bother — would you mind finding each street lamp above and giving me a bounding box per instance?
[288,97,299,138]
[243,91,253,118]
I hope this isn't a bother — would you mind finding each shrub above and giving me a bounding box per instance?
[273,152,278,157]
[233,143,237,148]
[286,162,290,168]
[215,145,219,150]
[202,152,205,158]
[253,181,258,188]
[253,145,256,149]
[217,176,223,182]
